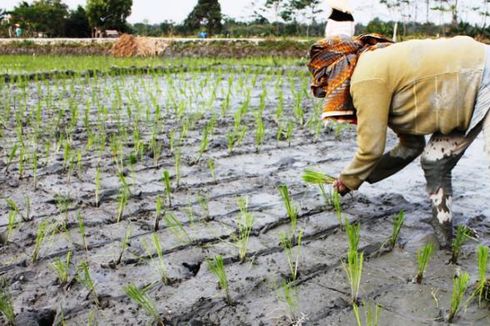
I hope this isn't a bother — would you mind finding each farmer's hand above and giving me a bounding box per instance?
[333,179,350,196]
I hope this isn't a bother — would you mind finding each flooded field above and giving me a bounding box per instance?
[0,64,489,325]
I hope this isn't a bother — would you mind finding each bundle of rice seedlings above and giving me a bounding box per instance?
[415,243,434,284]
[302,168,336,185]
[450,225,473,264]
[207,255,232,304]
[448,272,470,323]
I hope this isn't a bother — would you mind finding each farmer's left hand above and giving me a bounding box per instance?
[333,178,350,196]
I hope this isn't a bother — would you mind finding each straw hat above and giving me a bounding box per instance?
[326,0,353,14]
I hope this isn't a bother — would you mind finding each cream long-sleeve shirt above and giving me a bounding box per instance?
[340,36,486,190]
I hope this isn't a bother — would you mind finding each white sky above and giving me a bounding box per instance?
[0,0,486,25]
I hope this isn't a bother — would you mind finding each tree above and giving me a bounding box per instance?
[184,0,223,35]
[86,0,132,31]
[290,0,323,37]
[10,0,69,37]
[65,5,90,37]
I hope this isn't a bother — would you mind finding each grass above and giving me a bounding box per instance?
[415,242,434,284]
[207,255,232,304]
[450,225,473,264]
[123,283,162,325]
[448,272,470,323]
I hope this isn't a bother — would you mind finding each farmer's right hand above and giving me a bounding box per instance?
[333,179,350,196]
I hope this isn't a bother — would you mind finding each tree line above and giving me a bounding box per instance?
[2,0,490,38]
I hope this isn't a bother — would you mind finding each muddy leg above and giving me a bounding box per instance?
[420,130,479,248]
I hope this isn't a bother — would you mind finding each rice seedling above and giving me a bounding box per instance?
[154,196,165,231]
[331,190,343,227]
[23,195,31,222]
[151,233,169,284]
[76,261,98,305]
[365,301,381,326]
[415,242,434,284]
[0,281,15,326]
[467,245,489,305]
[255,113,265,152]
[448,272,470,323]
[5,144,18,173]
[50,251,72,285]
[116,173,131,223]
[208,158,216,180]
[278,280,299,322]
[344,218,360,252]
[450,225,473,264]
[113,226,131,267]
[343,249,364,304]
[197,193,209,220]
[174,150,181,186]
[163,213,191,243]
[123,283,162,325]
[207,255,232,304]
[389,210,405,249]
[279,230,304,282]
[55,194,71,224]
[198,124,210,159]
[235,197,255,263]
[32,220,49,263]
[77,211,88,252]
[5,199,18,242]
[278,184,298,235]
[302,168,336,185]
[285,121,295,146]
[162,170,172,207]
[352,303,362,326]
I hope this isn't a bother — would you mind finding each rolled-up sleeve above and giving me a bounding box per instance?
[340,79,392,190]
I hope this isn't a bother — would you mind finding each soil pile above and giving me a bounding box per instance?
[111,34,169,57]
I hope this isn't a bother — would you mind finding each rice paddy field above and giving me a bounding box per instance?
[0,54,489,325]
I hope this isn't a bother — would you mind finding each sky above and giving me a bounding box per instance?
[0,0,486,26]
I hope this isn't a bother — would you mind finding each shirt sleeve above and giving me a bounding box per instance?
[340,79,392,190]
[365,134,426,184]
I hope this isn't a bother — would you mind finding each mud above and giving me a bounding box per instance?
[0,67,489,325]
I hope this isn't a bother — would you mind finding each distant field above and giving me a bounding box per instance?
[0,55,305,74]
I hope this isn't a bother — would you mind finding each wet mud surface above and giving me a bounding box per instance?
[0,68,489,325]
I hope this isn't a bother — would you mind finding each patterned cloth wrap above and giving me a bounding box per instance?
[307,34,394,124]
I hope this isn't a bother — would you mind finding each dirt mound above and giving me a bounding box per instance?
[111,34,169,57]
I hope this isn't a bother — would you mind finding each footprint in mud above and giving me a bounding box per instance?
[14,308,56,326]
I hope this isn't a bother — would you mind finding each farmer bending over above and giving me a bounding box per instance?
[308,34,490,247]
